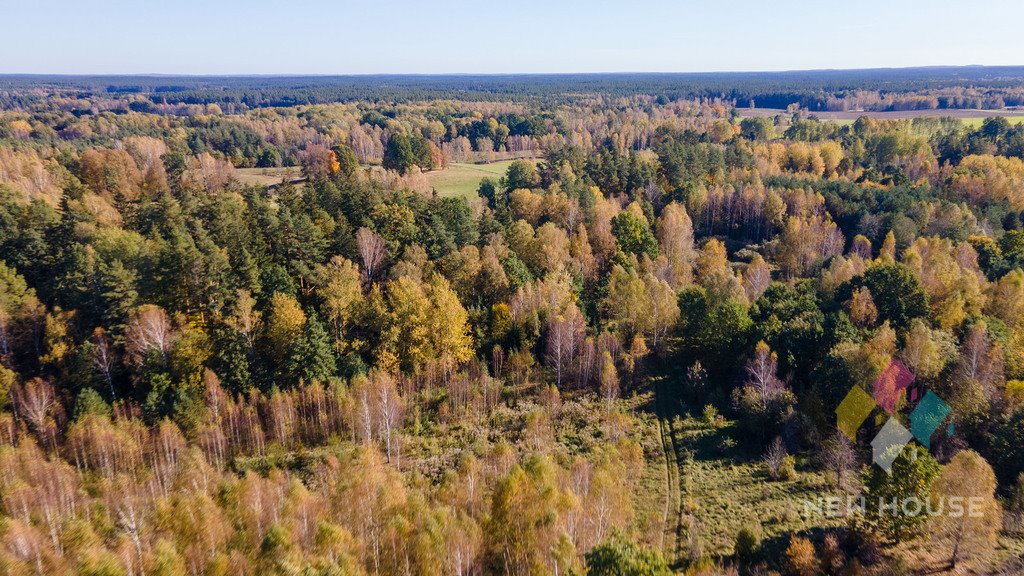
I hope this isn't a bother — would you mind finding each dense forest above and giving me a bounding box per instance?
[1,74,1024,575]
[7,66,1024,110]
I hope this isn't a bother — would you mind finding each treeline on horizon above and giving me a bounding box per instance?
[5,66,1024,110]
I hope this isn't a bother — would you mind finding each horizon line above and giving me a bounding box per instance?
[2,64,1024,78]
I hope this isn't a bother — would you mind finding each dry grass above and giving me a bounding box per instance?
[233,166,304,188]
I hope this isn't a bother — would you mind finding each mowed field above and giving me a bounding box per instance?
[426,160,534,198]
[234,161,534,197]
[737,107,1024,126]
[234,166,305,188]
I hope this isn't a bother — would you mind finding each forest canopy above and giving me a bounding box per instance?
[0,72,1023,575]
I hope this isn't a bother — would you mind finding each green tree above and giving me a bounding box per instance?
[97,259,139,340]
[286,313,337,384]
[677,286,752,383]
[854,263,929,331]
[331,143,361,178]
[383,133,432,173]
[862,443,940,542]
[73,388,112,420]
[585,531,671,576]
[611,211,658,259]
[383,133,415,173]
[501,160,539,192]
[739,117,774,141]
[990,408,1024,485]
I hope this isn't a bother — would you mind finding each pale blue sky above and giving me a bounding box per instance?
[3,0,1023,74]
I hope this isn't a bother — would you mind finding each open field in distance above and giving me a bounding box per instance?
[426,159,537,198]
[233,166,305,188]
[737,107,1024,126]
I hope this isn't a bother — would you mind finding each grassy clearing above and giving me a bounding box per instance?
[668,415,844,558]
[647,360,845,566]
[958,116,1024,128]
[234,166,304,188]
[737,108,1024,128]
[425,160,535,198]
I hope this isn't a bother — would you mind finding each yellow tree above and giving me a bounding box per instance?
[264,293,305,365]
[533,223,570,276]
[644,273,679,348]
[741,254,771,303]
[318,256,364,347]
[599,352,619,412]
[899,319,956,381]
[226,290,261,350]
[878,230,897,264]
[602,265,651,340]
[568,224,597,282]
[696,239,744,304]
[545,302,585,388]
[930,450,1002,570]
[847,286,878,329]
[902,236,985,329]
[988,269,1024,329]
[486,456,573,576]
[427,275,473,381]
[125,304,174,367]
[656,202,695,288]
[383,276,431,374]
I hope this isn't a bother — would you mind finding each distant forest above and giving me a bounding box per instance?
[5,66,1024,110]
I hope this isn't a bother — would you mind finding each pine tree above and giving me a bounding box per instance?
[287,313,337,384]
[97,259,139,342]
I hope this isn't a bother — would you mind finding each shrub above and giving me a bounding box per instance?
[585,531,671,576]
[733,523,762,563]
[702,404,719,426]
[717,436,737,453]
[784,535,818,576]
[779,455,797,481]
[765,437,796,480]
[1009,380,1024,413]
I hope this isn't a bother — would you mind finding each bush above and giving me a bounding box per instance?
[779,455,797,481]
[885,556,912,576]
[733,523,762,563]
[717,436,737,454]
[702,404,718,426]
[784,535,818,576]
[765,437,796,480]
[585,531,671,576]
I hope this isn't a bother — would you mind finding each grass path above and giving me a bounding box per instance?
[653,374,685,568]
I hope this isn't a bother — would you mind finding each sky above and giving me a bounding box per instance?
[3,0,1024,74]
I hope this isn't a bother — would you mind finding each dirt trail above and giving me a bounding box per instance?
[654,375,686,568]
